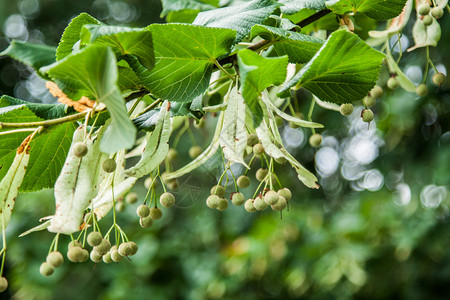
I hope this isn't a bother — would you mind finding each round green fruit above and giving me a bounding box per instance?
[125,192,138,204]
[370,85,384,98]
[364,96,376,108]
[87,231,103,247]
[68,240,82,249]
[144,177,158,189]
[83,212,97,226]
[418,3,430,15]
[361,109,374,123]
[46,251,64,268]
[237,175,250,188]
[67,246,85,263]
[431,7,444,18]
[93,239,111,255]
[422,15,433,26]
[264,191,279,205]
[127,242,138,256]
[111,249,124,263]
[73,142,88,158]
[40,262,54,276]
[102,158,116,173]
[160,192,175,208]
[150,207,163,220]
[254,196,268,211]
[246,134,259,147]
[166,148,178,161]
[231,192,245,206]
[0,277,8,292]
[252,143,264,156]
[206,195,221,209]
[210,185,225,197]
[271,196,287,211]
[140,216,153,228]
[416,84,428,97]
[217,198,229,211]
[340,103,354,116]
[136,204,150,218]
[387,77,399,90]
[309,134,322,148]
[189,145,203,159]
[244,199,257,213]
[102,252,113,264]
[432,73,446,86]
[90,250,103,263]
[255,168,268,181]
[277,188,292,201]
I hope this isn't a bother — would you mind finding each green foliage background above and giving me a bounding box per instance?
[0,0,450,299]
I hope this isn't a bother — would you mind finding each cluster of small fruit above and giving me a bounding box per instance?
[39,229,138,277]
[205,133,293,215]
[339,85,383,124]
[417,2,444,26]
[136,192,175,228]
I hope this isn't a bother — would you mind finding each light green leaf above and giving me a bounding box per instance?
[237,49,288,126]
[80,25,154,69]
[193,0,281,42]
[0,139,30,229]
[219,87,248,168]
[41,45,137,153]
[313,95,341,112]
[261,91,324,128]
[163,112,224,181]
[161,0,217,17]
[408,18,441,52]
[20,122,76,192]
[56,13,101,60]
[325,0,407,20]
[0,40,56,79]
[124,101,171,178]
[134,24,235,102]
[279,30,385,105]
[251,24,324,63]
[0,95,67,120]
[279,0,327,14]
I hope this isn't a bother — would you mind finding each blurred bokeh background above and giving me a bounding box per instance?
[1,0,450,299]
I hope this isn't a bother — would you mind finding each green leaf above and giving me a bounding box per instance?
[20,122,76,192]
[251,24,324,63]
[117,63,143,92]
[193,0,281,43]
[0,40,56,79]
[56,13,101,61]
[0,95,67,120]
[279,0,327,14]
[279,30,385,105]
[325,0,408,20]
[219,87,248,167]
[166,10,202,23]
[80,25,154,69]
[161,0,217,17]
[237,49,288,126]
[135,24,235,102]
[41,45,137,153]
[124,101,171,178]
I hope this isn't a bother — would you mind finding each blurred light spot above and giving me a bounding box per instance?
[283,127,304,148]
[385,170,404,191]
[3,14,28,40]
[19,0,40,18]
[345,136,379,165]
[436,64,447,76]
[393,183,411,206]
[439,131,450,146]
[405,65,423,85]
[390,34,409,53]
[423,103,437,125]
[321,135,339,149]
[315,147,340,176]
[110,1,136,22]
[358,169,384,191]
[341,162,365,181]
[420,185,447,209]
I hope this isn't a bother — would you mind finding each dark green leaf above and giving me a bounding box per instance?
[279,30,385,104]
[135,24,235,103]
[251,24,324,63]
[80,25,154,69]
[0,95,67,120]
[160,0,217,17]
[326,0,408,20]
[193,0,281,43]
[237,49,288,126]
[279,0,327,14]
[20,122,76,192]
[56,13,101,61]
[0,40,56,79]
[41,45,137,153]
